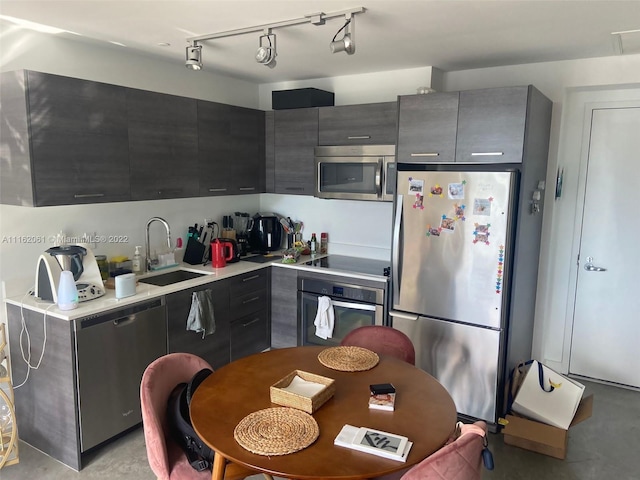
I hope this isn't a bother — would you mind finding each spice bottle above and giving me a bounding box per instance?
[320,233,328,254]
[310,233,317,255]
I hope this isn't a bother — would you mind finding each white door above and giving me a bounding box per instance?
[570,106,640,388]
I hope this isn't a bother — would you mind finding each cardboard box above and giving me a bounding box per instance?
[502,394,593,459]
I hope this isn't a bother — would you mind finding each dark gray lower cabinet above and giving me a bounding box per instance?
[229,269,270,360]
[7,305,81,469]
[230,307,270,361]
[270,266,299,348]
[166,280,230,369]
[6,300,167,471]
[166,270,271,367]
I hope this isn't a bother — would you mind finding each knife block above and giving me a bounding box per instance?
[183,237,206,265]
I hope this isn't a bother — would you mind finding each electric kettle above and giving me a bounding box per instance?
[211,239,233,268]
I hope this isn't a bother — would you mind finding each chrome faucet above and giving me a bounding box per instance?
[145,217,172,271]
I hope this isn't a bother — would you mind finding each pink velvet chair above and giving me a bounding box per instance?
[341,325,416,365]
[140,352,272,480]
[377,421,489,480]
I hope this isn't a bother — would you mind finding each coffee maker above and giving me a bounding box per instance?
[248,213,283,253]
[233,212,253,257]
[35,245,105,303]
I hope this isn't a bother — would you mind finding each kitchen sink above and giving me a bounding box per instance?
[138,269,209,287]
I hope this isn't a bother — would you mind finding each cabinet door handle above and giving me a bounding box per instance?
[74,193,105,198]
[410,153,439,157]
[347,135,371,140]
[471,152,504,156]
[242,296,260,305]
[239,187,256,191]
[208,188,228,192]
[242,274,260,282]
[242,317,260,327]
[285,186,305,191]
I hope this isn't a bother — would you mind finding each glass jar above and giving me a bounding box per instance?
[95,255,109,281]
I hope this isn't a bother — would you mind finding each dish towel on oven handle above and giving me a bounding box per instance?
[314,295,335,339]
[186,289,216,338]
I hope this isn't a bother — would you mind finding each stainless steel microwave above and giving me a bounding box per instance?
[314,145,396,202]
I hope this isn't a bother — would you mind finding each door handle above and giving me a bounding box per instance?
[584,256,607,272]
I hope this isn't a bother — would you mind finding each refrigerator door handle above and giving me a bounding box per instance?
[389,310,419,321]
[392,194,403,303]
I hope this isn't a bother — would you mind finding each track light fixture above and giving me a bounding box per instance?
[185,42,202,70]
[330,14,355,55]
[185,6,365,71]
[255,30,277,68]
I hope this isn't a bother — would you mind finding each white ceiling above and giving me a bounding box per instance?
[2,1,640,83]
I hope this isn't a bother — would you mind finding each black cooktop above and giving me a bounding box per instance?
[304,255,390,278]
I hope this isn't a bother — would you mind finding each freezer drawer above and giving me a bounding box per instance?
[391,313,503,423]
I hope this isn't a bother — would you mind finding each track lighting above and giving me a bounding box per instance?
[255,31,277,68]
[330,14,355,55]
[185,43,202,70]
[185,6,365,71]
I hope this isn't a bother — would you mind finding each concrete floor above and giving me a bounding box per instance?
[2,379,639,479]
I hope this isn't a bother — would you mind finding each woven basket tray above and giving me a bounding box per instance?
[234,407,319,456]
[270,370,335,414]
[317,346,380,372]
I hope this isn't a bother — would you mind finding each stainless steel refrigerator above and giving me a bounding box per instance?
[391,167,523,427]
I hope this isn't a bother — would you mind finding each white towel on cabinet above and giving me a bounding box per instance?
[314,296,335,340]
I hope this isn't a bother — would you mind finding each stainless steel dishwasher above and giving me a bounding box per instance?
[74,298,167,452]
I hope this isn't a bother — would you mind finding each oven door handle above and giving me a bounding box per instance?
[330,299,377,312]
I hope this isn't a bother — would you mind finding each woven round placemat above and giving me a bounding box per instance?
[317,346,380,372]
[233,407,319,456]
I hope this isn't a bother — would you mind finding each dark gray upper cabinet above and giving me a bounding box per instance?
[398,86,547,165]
[264,111,275,193]
[198,101,265,196]
[318,102,398,145]
[128,89,199,200]
[274,108,318,195]
[455,86,529,163]
[0,70,131,206]
[397,92,460,163]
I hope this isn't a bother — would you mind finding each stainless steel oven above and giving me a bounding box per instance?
[314,145,396,201]
[298,276,386,347]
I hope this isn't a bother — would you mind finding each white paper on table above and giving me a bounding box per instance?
[281,375,326,397]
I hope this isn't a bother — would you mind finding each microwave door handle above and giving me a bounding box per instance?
[376,158,383,197]
[392,194,403,304]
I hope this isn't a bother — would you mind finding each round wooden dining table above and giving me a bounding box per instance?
[190,346,457,480]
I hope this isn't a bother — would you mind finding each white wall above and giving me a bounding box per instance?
[258,66,443,109]
[1,29,260,107]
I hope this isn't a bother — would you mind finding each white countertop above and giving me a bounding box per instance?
[5,254,330,321]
